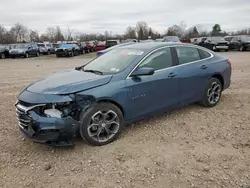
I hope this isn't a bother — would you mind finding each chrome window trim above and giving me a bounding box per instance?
[126,44,214,79]
[16,103,46,113]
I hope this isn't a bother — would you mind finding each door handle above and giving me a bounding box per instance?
[201,65,208,69]
[168,72,177,78]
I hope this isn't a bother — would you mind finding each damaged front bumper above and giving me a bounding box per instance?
[16,103,80,147]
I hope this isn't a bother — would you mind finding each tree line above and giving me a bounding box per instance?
[0,21,250,44]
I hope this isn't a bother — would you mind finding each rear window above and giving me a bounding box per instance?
[199,49,211,59]
[37,44,45,47]
[176,46,200,64]
[106,41,118,46]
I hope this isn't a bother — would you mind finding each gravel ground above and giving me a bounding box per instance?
[0,52,250,188]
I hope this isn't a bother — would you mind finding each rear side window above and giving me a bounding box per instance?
[176,46,200,64]
[198,49,211,59]
[139,47,172,71]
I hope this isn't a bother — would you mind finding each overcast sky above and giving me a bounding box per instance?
[0,0,249,34]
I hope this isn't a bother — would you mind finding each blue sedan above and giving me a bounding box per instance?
[16,42,231,147]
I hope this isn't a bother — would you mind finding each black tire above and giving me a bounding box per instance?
[56,54,60,58]
[240,45,245,52]
[71,50,74,57]
[0,53,5,59]
[199,77,222,107]
[47,50,51,55]
[225,49,228,52]
[36,51,40,57]
[25,52,29,58]
[79,102,124,146]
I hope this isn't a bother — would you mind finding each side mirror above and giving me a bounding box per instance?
[130,67,154,77]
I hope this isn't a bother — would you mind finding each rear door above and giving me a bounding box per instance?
[174,46,212,105]
[125,47,180,119]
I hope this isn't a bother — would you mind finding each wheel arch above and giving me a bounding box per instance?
[97,99,125,116]
[211,74,224,89]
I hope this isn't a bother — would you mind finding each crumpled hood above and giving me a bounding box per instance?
[26,69,113,94]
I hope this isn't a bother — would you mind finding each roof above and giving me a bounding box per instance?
[119,41,187,50]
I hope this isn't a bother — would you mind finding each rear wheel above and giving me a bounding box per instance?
[0,53,5,59]
[79,102,124,146]
[199,78,222,107]
[240,45,245,51]
[25,52,29,58]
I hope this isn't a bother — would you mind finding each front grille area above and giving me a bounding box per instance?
[217,43,228,46]
[56,49,64,52]
[16,104,32,129]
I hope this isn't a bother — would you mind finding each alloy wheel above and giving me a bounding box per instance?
[207,82,221,105]
[87,110,120,143]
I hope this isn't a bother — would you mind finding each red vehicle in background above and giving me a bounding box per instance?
[95,41,106,51]
[85,41,96,52]
[180,38,191,43]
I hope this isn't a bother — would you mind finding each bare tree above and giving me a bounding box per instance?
[124,26,136,39]
[46,27,56,42]
[67,26,74,41]
[0,26,7,43]
[10,23,28,42]
[55,26,64,42]
[165,25,182,37]
[136,21,149,40]
[40,34,50,42]
[29,30,39,42]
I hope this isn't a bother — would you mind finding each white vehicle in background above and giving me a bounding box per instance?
[37,43,55,55]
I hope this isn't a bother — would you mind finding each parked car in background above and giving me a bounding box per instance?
[96,42,134,56]
[0,44,10,59]
[80,42,89,53]
[154,38,164,42]
[224,36,234,42]
[9,43,40,58]
[95,41,106,51]
[67,42,84,54]
[37,43,54,55]
[105,40,120,48]
[55,43,81,57]
[121,39,138,43]
[15,42,231,147]
[180,38,191,43]
[193,37,207,46]
[201,37,229,52]
[163,36,181,42]
[229,35,250,51]
[85,41,96,52]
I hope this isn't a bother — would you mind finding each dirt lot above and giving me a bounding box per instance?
[0,52,250,188]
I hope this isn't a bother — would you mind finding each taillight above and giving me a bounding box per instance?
[227,59,232,67]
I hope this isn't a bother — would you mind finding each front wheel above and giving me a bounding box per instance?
[79,102,124,146]
[199,78,222,107]
[240,45,245,52]
[25,52,29,58]
[0,53,5,59]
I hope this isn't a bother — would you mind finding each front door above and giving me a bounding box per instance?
[125,47,180,120]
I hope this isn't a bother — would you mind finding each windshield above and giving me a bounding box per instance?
[164,36,180,42]
[82,48,144,74]
[37,44,45,47]
[60,44,72,48]
[210,37,225,41]
[14,44,29,49]
[106,41,118,46]
[242,36,250,41]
